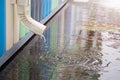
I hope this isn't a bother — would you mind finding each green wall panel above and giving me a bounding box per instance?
[19,22,26,39]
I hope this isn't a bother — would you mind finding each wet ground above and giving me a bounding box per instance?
[0,0,120,80]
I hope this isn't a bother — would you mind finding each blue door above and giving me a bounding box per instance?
[0,0,6,56]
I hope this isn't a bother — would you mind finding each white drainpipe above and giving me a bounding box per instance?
[17,0,46,35]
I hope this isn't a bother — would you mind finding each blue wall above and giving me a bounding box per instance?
[0,0,6,56]
[41,0,52,19]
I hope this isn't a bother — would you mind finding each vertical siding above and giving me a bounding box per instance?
[51,0,56,10]
[48,0,51,14]
[13,4,20,44]
[6,0,14,50]
[31,0,42,21]
[37,0,42,21]
[41,0,46,19]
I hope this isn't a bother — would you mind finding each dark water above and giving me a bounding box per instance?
[0,0,120,80]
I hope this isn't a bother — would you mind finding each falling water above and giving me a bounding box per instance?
[41,35,47,43]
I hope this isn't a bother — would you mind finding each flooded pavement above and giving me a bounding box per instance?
[0,0,120,80]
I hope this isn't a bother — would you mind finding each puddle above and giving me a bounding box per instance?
[0,0,120,80]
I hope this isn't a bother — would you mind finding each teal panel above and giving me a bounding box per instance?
[19,23,26,39]
[0,0,6,56]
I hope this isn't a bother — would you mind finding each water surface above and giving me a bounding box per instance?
[0,0,120,80]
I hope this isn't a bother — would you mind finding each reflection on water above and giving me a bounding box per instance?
[0,0,120,80]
